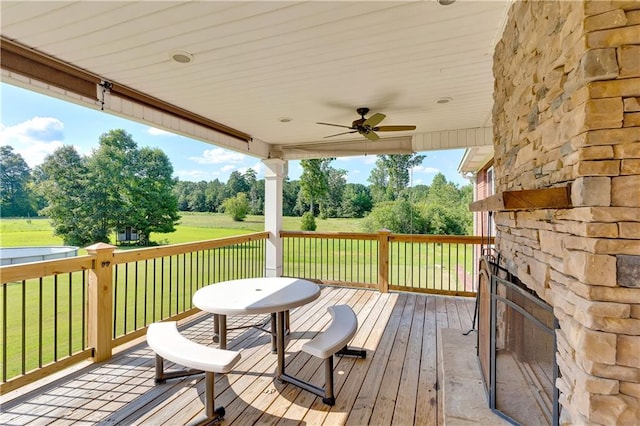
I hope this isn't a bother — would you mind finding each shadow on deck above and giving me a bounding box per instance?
[1,287,496,425]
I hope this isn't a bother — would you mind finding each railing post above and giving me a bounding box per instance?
[86,242,116,362]
[378,229,391,293]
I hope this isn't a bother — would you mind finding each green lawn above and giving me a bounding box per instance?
[0,213,369,249]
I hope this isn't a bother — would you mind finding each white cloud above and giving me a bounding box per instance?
[188,147,247,165]
[221,164,236,172]
[238,161,264,178]
[174,169,220,180]
[412,165,440,174]
[147,127,173,136]
[0,117,65,167]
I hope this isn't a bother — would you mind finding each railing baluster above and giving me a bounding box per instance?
[134,263,139,331]
[21,278,26,374]
[124,263,128,335]
[54,275,58,362]
[82,272,86,350]
[39,278,43,366]
[113,266,118,338]
[68,272,72,356]
[144,260,149,326]
[152,258,157,322]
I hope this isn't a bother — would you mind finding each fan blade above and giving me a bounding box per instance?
[364,131,380,141]
[374,125,416,132]
[316,122,354,129]
[363,113,386,127]
[324,130,358,138]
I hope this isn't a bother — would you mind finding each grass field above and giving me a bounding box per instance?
[0,212,368,249]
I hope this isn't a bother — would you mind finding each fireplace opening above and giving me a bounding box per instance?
[477,255,560,425]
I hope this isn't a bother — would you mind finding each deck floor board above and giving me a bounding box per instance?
[1,288,474,426]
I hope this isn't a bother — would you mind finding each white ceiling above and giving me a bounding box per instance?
[1,0,509,158]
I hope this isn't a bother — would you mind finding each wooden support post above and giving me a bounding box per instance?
[86,242,116,362]
[378,229,391,293]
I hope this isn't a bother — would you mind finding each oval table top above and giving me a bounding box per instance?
[193,277,320,316]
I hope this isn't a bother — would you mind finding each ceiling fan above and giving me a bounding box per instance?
[317,107,416,141]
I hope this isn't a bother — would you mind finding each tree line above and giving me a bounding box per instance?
[1,129,473,246]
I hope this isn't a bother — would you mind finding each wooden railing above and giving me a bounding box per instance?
[0,232,268,393]
[281,230,492,296]
[1,230,492,393]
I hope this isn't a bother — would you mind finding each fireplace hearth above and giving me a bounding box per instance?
[478,255,560,425]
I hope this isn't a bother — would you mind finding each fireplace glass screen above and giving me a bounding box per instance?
[490,275,559,425]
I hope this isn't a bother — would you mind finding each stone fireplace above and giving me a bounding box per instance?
[487,1,640,424]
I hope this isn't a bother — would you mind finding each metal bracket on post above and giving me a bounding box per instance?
[98,80,113,110]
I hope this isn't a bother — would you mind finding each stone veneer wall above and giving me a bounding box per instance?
[492,1,639,424]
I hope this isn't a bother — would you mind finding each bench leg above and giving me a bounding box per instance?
[154,355,204,384]
[280,356,336,406]
[336,345,367,359]
[212,314,220,343]
[204,372,225,421]
[322,356,335,406]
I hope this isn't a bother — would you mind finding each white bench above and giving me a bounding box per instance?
[146,321,241,424]
[282,305,366,405]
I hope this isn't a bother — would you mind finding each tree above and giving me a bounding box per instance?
[368,153,426,201]
[0,146,37,217]
[283,178,300,216]
[299,158,333,215]
[84,129,138,242]
[37,146,92,246]
[188,181,208,212]
[126,147,180,242]
[221,192,249,221]
[300,211,317,231]
[205,179,225,212]
[244,168,264,215]
[173,181,192,211]
[363,200,424,234]
[341,183,373,218]
[224,171,249,199]
[321,167,347,218]
[420,173,473,235]
[38,129,180,245]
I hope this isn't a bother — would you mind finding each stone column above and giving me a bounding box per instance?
[263,158,286,277]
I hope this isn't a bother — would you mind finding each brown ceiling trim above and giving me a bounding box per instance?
[1,38,98,98]
[0,37,252,143]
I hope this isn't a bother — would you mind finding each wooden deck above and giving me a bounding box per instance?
[0,287,475,425]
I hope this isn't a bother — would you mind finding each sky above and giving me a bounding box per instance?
[1,82,470,187]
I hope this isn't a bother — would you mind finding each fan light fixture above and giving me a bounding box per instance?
[317,107,416,141]
[170,51,194,64]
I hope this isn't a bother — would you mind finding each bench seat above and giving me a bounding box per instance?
[302,304,359,358]
[281,304,366,406]
[147,321,240,424]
